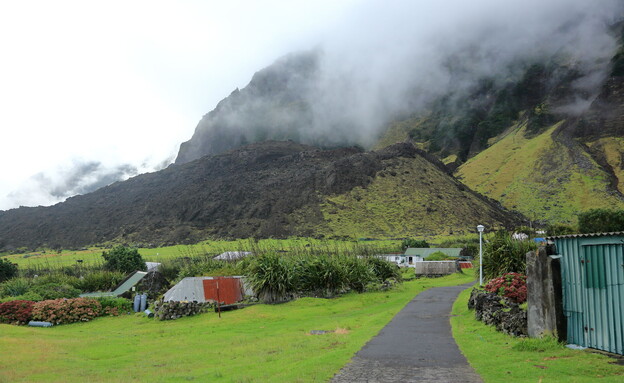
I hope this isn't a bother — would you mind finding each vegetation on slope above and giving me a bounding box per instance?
[317,154,522,238]
[456,120,624,224]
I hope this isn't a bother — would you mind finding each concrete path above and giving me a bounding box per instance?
[330,282,482,383]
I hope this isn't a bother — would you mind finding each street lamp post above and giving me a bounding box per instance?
[477,225,485,286]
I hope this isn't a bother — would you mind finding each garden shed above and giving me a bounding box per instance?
[550,232,624,355]
[164,276,249,304]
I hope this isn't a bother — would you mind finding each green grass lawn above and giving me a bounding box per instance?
[0,273,473,382]
[451,288,624,382]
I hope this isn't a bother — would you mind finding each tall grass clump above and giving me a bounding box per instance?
[246,253,296,303]
[177,258,227,279]
[481,230,537,280]
[0,277,32,298]
[342,256,375,293]
[246,251,401,302]
[74,271,126,292]
[295,255,347,297]
[365,256,401,281]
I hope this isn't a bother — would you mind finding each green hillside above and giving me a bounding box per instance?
[456,120,624,224]
[312,153,519,238]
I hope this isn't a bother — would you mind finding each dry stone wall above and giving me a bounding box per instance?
[153,300,213,320]
[468,288,527,337]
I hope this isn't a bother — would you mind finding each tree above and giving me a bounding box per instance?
[102,246,146,274]
[578,209,624,234]
[0,258,18,283]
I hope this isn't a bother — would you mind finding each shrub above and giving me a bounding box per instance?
[74,271,125,292]
[31,273,80,288]
[402,239,429,249]
[102,246,146,274]
[30,283,81,300]
[177,259,226,279]
[484,272,527,304]
[94,297,132,316]
[156,260,182,284]
[0,300,35,324]
[546,223,577,236]
[366,257,400,281]
[0,277,32,297]
[32,298,102,325]
[481,230,536,280]
[459,244,478,259]
[400,267,416,281]
[0,258,18,283]
[425,251,456,261]
[0,292,43,303]
[578,208,624,234]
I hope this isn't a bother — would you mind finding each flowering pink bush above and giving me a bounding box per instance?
[0,300,35,325]
[31,298,102,325]
[484,272,527,304]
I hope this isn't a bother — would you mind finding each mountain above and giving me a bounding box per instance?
[0,141,522,251]
[175,51,321,164]
[377,24,624,224]
[174,22,624,226]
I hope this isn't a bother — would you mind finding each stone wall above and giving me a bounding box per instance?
[468,289,527,337]
[153,300,213,320]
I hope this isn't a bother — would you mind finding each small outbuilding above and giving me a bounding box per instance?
[375,253,405,265]
[549,232,624,355]
[163,276,249,305]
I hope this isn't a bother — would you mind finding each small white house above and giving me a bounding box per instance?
[403,247,463,267]
[375,254,405,266]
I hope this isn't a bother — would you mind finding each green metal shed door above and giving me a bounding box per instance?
[581,244,624,355]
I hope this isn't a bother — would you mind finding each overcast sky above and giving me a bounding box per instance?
[0,0,360,210]
[0,0,622,211]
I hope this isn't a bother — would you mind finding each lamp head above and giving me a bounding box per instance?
[477,224,485,232]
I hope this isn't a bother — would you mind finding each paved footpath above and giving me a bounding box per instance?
[330,282,483,383]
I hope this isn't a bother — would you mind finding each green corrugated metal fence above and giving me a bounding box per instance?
[554,235,624,355]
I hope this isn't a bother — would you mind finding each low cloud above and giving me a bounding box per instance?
[1,158,169,210]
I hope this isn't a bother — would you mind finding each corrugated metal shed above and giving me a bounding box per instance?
[164,276,248,304]
[551,233,624,355]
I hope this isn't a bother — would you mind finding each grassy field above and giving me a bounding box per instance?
[451,288,624,382]
[0,273,473,382]
[2,238,403,270]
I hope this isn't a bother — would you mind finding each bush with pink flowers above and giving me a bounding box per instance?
[0,300,35,325]
[484,272,527,304]
[31,297,102,325]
